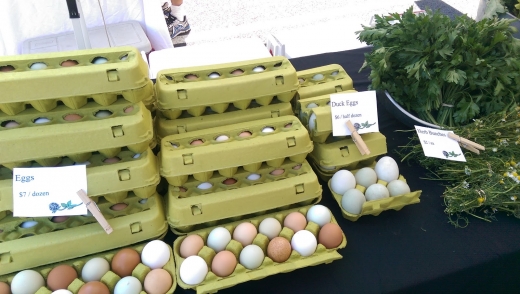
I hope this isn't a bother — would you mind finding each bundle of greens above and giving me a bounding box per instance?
[399,105,520,227]
[357,7,520,127]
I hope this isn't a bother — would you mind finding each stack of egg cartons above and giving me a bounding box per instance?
[0,47,172,291]
[295,64,388,181]
[154,57,346,292]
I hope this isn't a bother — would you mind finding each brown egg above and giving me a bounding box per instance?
[103,157,121,163]
[238,131,252,137]
[318,223,343,249]
[283,212,307,232]
[231,69,244,75]
[78,281,110,294]
[222,178,237,185]
[292,164,302,170]
[270,169,285,176]
[184,74,198,80]
[111,248,141,277]
[3,121,19,128]
[267,237,292,263]
[0,65,14,72]
[110,203,128,211]
[211,250,237,277]
[190,139,204,146]
[284,123,293,128]
[180,234,204,258]
[232,222,257,247]
[64,114,83,121]
[0,282,10,294]
[124,106,134,113]
[61,60,78,67]
[47,264,78,291]
[144,269,173,294]
[51,216,69,223]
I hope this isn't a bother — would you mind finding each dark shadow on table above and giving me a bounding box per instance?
[415,0,464,17]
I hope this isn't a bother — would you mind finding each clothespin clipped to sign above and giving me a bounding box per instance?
[77,189,113,234]
[346,120,370,155]
[447,133,485,154]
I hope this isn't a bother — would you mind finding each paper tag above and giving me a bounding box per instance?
[415,126,466,162]
[330,91,379,136]
[13,165,88,217]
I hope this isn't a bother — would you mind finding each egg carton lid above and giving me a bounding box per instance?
[173,204,346,293]
[0,240,176,294]
[0,46,150,103]
[0,192,167,276]
[0,101,153,164]
[328,168,422,221]
[166,159,322,234]
[155,56,298,110]
[159,116,313,177]
[296,64,354,100]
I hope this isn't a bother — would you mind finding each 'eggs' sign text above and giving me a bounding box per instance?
[330,91,379,136]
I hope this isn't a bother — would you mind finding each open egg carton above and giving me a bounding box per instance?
[307,133,388,182]
[0,46,154,116]
[0,148,160,213]
[173,204,346,294]
[0,240,176,294]
[296,64,354,100]
[296,90,358,130]
[327,163,422,221]
[0,101,153,167]
[155,56,299,119]
[154,100,294,143]
[159,116,312,183]
[166,159,322,234]
[0,190,167,276]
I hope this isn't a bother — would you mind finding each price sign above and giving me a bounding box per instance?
[330,91,379,136]
[13,165,87,217]
[415,126,466,162]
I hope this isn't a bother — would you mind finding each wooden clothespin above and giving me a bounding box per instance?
[77,189,113,234]
[346,120,371,155]
[448,133,485,154]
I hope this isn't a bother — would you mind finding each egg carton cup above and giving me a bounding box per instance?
[159,116,312,179]
[173,205,346,294]
[328,173,422,222]
[0,101,153,165]
[0,192,167,275]
[296,90,358,130]
[166,161,321,234]
[307,133,388,179]
[0,241,176,294]
[0,46,152,116]
[0,148,159,213]
[155,56,298,119]
[296,64,354,100]
[155,101,293,142]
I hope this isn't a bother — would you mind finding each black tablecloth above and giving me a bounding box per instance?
[170,47,520,294]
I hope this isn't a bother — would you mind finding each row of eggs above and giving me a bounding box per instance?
[0,55,128,72]
[178,205,343,285]
[0,240,172,294]
[180,65,267,81]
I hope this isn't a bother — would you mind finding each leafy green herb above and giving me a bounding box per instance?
[357,7,520,126]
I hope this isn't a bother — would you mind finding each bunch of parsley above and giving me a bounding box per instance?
[358,7,520,126]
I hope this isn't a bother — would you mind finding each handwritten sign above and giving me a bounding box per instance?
[13,165,87,217]
[330,91,379,136]
[415,126,466,162]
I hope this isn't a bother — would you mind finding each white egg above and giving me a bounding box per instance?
[141,240,170,269]
[262,127,275,133]
[114,276,142,294]
[207,227,231,252]
[95,110,112,118]
[215,135,229,141]
[52,290,73,294]
[253,66,265,72]
[19,221,38,228]
[30,62,47,70]
[291,230,317,257]
[34,117,51,124]
[374,156,400,183]
[341,189,366,215]
[365,183,390,201]
[330,170,356,195]
[331,71,339,76]
[308,113,316,131]
[180,256,208,285]
[197,182,213,190]
[239,244,264,270]
[11,270,45,294]
[247,173,261,181]
[92,57,108,64]
[312,73,324,80]
[258,217,282,240]
[306,102,319,109]
[354,167,378,187]
[81,257,110,282]
[387,180,411,197]
[208,72,220,78]
[306,205,331,227]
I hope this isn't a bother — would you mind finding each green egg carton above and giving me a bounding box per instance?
[0,148,159,213]
[296,64,354,100]
[328,172,422,222]
[173,204,346,294]
[159,116,313,182]
[307,133,388,181]
[166,159,322,233]
[0,47,153,116]
[0,192,167,275]
[155,56,298,119]
[296,90,358,128]
[155,101,293,143]
[0,241,176,294]
[0,101,153,165]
